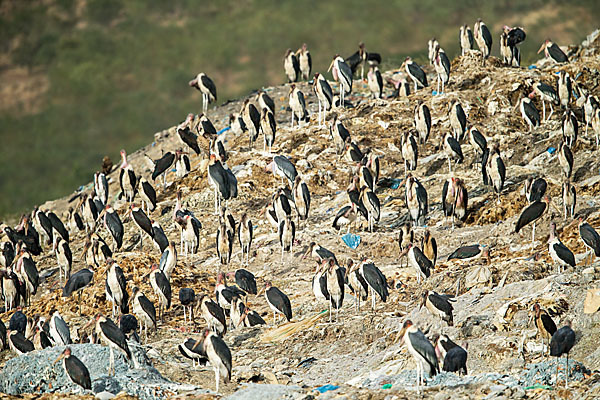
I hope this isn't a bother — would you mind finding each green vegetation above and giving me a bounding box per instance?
[0,0,598,218]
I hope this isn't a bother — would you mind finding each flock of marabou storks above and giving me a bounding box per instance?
[0,17,599,395]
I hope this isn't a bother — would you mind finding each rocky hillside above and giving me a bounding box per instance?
[1,28,600,399]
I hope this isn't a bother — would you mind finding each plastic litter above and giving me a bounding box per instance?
[390,178,403,189]
[342,233,361,249]
[524,384,553,390]
[381,383,392,389]
[528,65,537,69]
[217,126,230,135]
[315,384,339,393]
[547,147,556,155]
[432,90,438,96]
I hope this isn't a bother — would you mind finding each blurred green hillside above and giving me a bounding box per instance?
[0,0,598,219]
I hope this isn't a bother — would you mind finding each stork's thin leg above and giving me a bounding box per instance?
[414,82,418,93]
[548,103,554,121]
[556,357,559,386]
[109,346,115,376]
[565,354,569,388]
[532,223,536,246]
[542,101,546,122]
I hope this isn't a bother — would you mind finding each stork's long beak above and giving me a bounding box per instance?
[549,199,562,214]
[82,318,95,330]
[193,339,202,351]
[537,43,545,54]
[327,60,334,73]
[527,313,533,327]
[53,353,65,365]
[394,326,407,344]
[257,287,265,297]
[398,247,409,257]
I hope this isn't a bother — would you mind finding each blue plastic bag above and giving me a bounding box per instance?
[342,233,361,249]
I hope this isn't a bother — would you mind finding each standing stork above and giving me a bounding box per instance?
[558,71,572,109]
[131,286,157,341]
[401,131,418,173]
[367,66,383,99]
[201,328,232,394]
[414,103,431,144]
[216,222,233,265]
[138,177,157,215]
[433,44,450,93]
[199,295,226,337]
[562,110,578,147]
[296,43,312,80]
[85,314,133,376]
[260,108,276,153]
[289,84,308,128]
[519,97,540,132]
[434,335,468,375]
[94,172,109,206]
[149,151,175,189]
[54,237,72,283]
[548,221,575,273]
[175,214,200,257]
[293,175,310,229]
[98,205,123,252]
[208,154,231,215]
[442,177,468,227]
[398,225,413,268]
[130,205,153,249]
[530,82,559,122]
[329,115,350,154]
[459,25,474,55]
[49,310,72,345]
[159,241,177,279]
[524,177,547,203]
[325,258,344,323]
[241,99,260,148]
[530,303,557,356]
[515,196,549,244]
[402,243,432,284]
[557,142,573,179]
[328,55,352,107]
[15,250,38,307]
[360,186,380,232]
[150,220,169,253]
[443,133,464,174]
[264,281,292,325]
[332,204,357,233]
[175,149,191,179]
[284,48,300,83]
[53,347,92,390]
[449,102,467,142]
[177,126,202,156]
[149,264,171,322]
[485,143,506,203]
[397,320,439,389]
[278,215,296,262]
[403,57,428,92]
[345,259,368,312]
[420,290,454,326]
[189,73,217,114]
[584,94,599,138]
[562,180,576,220]
[506,26,526,67]
[405,173,428,227]
[229,268,257,299]
[313,73,333,127]
[538,39,568,64]
[179,288,195,326]
[63,265,94,315]
[311,260,330,308]
[119,149,137,204]
[238,214,253,265]
[469,126,487,166]
[474,18,492,65]
[427,38,439,65]
[106,259,129,318]
[358,259,388,309]
[578,219,599,267]
[266,155,297,188]
[421,230,437,268]
[31,208,52,249]
[550,321,576,388]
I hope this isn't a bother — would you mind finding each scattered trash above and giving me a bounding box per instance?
[528,65,537,69]
[297,357,316,369]
[547,147,556,154]
[524,384,553,390]
[432,90,438,96]
[583,288,600,314]
[381,383,392,389]
[378,120,390,130]
[342,233,361,249]
[390,178,403,189]
[218,126,230,135]
[315,384,339,393]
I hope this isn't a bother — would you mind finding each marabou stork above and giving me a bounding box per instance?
[149,264,171,322]
[207,154,231,215]
[530,82,559,122]
[3,219,41,256]
[220,206,236,238]
[398,225,413,268]
[241,99,260,148]
[216,222,233,265]
[266,155,297,188]
[584,94,599,138]
[550,321,576,388]
[434,334,468,375]
[179,337,208,368]
[131,286,157,340]
[33,325,52,350]
[239,305,266,327]
[548,221,575,273]
[403,57,427,92]
[16,250,38,306]
[313,73,333,127]
[443,133,464,174]
[530,302,556,356]
[138,177,157,215]
[55,237,72,283]
[402,243,432,283]
[433,44,450,93]
[421,230,437,268]
[85,314,133,376]
[347,176,369,222]
[484,143,506,203]
[289,84,308,128]
[442,177,468,226]
[264,281,292,324]
[49,310,72,345]
[459,25,473,55]
[557,142,573,179]
[359,185,380,232]
[346,42,381,79]
[420,290,454,326]
[105,259,128,318]
[119,149,137,203]
[48,211,69,248]
[293,176,311,229]
[414,103,432,144]
[562,110,578,147]
[579,218,600,266]
[278,215,296,262]
[119,314,140,343]
[260,107,276,153]
[401,131,418,173]
[284,48,300,82]
[397,320,439,388]
[311,260,330,308]
[238,214,253,265]
[94,171,109,206]
[524,177,547,203]
[345,259,368,312]
[405,173,428,227]
[325,258,344,323]
[53,348,91,390]
[67,206,85,234]
[0,268,18,311]
[333,203,357,233]
[562,180,576,220]
[175,149,191,179]
[215,271,245,311]
[449,102,467,142]
[8,330,34,355]
[150,220,168,253]
[474,18,492,65]
[257,91,275,116]
[199,113,218,142]
[515,196,550,244]
[343,138,363,163]
[229,112,246,136]
[149,151,175,188]
[202,328,232,394]
[303,241,338,266]
[358,259,388,309]
[130,205,153,249]
[427,38,439,65]
[199,294,226,337]
[9,308,27,335]
[357,160,374,194]
[505,26,526,66]
[78,194,98,234]
[229,268,257,299]
[31,207,52,249]
[447,244,490,262]
[367,66,383,99]
[97,205,124,252]
[175,214,200,257]
[179,288,195,326]
[189,73,217,114]
[328,55,352,107]
[469,126,487,168]
[538,39,568,64]
[159,241,177,279]
[558,71,572,109]
[296,43,312,80]
[500,30,512,66]
[177,126,201,156]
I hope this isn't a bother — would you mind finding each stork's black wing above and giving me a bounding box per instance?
[442,180,449,216]
[481,24,493,50]
[22,257,39,294]
[54,315,72,344]
[152,225,169,253]
[552,242,575,267]
[99,318,131,359]
[507,28,526,46]
[266,287,292,321]
[62,268,93,297]
[548,43,568,63]
[447,244,481,260]
[141,180,157,210]
[210,335,232,380]
[540,313,557,336]
[413,247,432,277]
[362,263,388,302]
[139,295,157,327]
[48,212,69,242]
[345,51,362,74]
[152,152,175,180]
[106,212,123,249]
[38,211,53,243]
[156,271,171,308]
[65,353,92,389]
[132,209,153,237]
[200,75,217,101]
[407,63,427,87]
[447,136,463,159]
[235,269,256,295]
[178,127,201,155]
[515,201,546,233]
[415,180,428,217]
[115,265,129,313]
[580,223,600,256]
[443,346,467,375]
[247,310,266,326]
[408,329,438,376]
